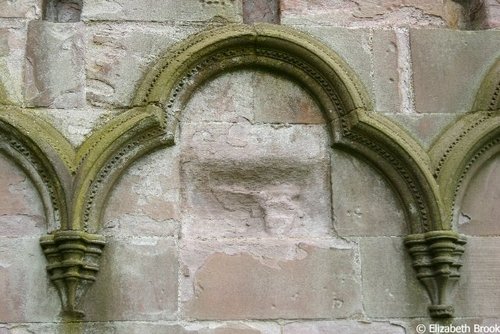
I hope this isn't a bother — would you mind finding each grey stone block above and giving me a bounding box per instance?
[411,29,500,114]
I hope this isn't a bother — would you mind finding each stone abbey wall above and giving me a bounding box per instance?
[0,1,499,333]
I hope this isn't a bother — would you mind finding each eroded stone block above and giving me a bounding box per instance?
[82,0,243,23]
[103,148,180,238]
[0,21,27,105]
[373,29,400,113]
[83,237,178,321]
[85,23,202,107]
[0,0,41,19]
[180,122,332,238]
[411,29,500,113]
[280,0,446,27]
[182,240,362,319]
[25,21,85,108]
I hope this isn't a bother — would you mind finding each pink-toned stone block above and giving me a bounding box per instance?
[83,237,178,321]
[182,240,362,320]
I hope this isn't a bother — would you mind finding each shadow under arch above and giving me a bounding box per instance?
[134,23,440,236]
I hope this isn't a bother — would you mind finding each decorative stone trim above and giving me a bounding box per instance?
[40,230,106,318]
[405,231,467,318]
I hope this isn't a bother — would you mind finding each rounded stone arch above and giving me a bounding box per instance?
[134,23,440,234]
[430,58,500,226]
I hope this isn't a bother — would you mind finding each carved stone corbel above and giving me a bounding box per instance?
[405,231,466,318]
[40,230,105,318]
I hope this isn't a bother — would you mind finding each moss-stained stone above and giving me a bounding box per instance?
[0,21,27,105]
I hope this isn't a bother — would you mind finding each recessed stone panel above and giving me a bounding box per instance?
[180,122,331,238]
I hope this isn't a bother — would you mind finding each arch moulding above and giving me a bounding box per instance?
[0,23,477,319]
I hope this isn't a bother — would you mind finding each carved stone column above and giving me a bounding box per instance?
[40,231,105,318]
[405,231,466,318]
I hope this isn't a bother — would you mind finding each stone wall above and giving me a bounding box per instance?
[0,1,499,333]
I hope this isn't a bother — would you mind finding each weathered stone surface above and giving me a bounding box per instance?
[373,29,400,113]
[85,23,202,107]
[0,21,26,105]
[0,322,280,334]
[280,0,446,27]
[180,70,324,124]
[182,240,362,319]
[83,237,178,321]
[180,122,331,238]
[81,0,243,23]
[284,321,405,334]
[458,154,500,235]
[360,237,428,317]
[411,29,500,114]
[331,150,406,236]
[0,238,60,322]
[103,148,180,237]
[292,26,373,104]
[384,113,459,150]
[0,153,45,237]
[25,21,85,108]
[484,0,500,28]
[455,237,500,317]
[0,0,41,19]
[402,318,500,334]
[243,0,279,24]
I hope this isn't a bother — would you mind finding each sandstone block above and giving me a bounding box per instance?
[85,23,201,107]
[181,69,324,124]
[458,154,500,235]
[186,322,280,334]
[180,122,332,238]
[0,0,41,19]
[360,237,428,317]
[0,153,45,237]
[454,237,500,317]
[331,150,406,236]
[0,237,60,322]
[103,148,180,237]
[25,21,85,108]
[243,0,279,24]
[82,0,243,23]
[373,29,400,113]
[0,22,27,105]
[411,29,500,113]
[83,237,178,321]
[280,0,446,27]
[182,240,362,319]
[484,0,500,28]
[284,321,405,334]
